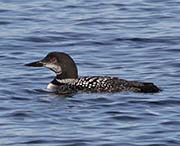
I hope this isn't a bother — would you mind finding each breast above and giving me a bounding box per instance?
[47,83,59,91]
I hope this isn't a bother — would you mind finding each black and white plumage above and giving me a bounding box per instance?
[25,52,160,94]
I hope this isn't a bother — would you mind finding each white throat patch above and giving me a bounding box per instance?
[45,63,62,74]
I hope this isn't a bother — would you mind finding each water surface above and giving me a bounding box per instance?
[0,0,180,146]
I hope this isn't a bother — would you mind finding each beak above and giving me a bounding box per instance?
[24,60,44,67]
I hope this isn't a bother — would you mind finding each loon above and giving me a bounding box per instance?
[25,52,160,94]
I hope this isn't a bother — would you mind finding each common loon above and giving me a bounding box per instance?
[25,52,160,94]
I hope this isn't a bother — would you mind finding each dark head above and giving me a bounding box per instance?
[25,52,78,79]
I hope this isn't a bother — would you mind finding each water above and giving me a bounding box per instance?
[0,0,180,145]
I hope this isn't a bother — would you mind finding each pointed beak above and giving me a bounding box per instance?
[24,60,45,67]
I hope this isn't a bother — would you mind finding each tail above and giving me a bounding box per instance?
[139,82,161,93]
[130,81,161,93]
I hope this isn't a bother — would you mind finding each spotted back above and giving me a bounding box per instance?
[55,76,160,94]
[71,76,129,92]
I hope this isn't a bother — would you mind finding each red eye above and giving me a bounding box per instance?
[50,57,57,63]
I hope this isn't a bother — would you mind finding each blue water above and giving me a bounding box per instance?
[0,0,180,145]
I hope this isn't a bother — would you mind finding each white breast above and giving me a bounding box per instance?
[47,83,58,91]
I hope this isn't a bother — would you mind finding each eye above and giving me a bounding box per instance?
[50,57,57,63]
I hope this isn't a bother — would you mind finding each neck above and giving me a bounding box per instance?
[50,77,76,87]
[56,72,78,80]
[56,74,65,79]
[55,65,78,79]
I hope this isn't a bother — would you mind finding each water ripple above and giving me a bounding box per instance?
[0,0,179,145]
